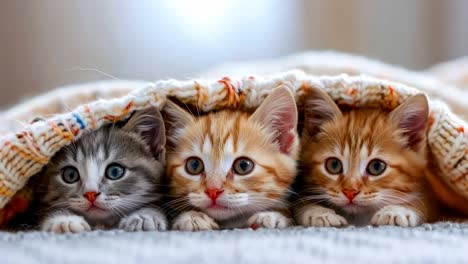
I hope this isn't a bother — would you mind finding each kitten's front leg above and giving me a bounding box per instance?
[172,210,219,231]
[371,205,423,227]
[119,207,168,231]
[247,211,293,229]
[40,210,91,233]
[296,204,348,227]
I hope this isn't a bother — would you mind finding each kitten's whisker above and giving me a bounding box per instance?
[161,197,188,209]
[248,197,291,212]
[168,202,192,215]
[108,204,126,218]
[46,201,72,211]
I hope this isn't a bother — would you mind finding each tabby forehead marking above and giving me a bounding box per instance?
[84,157,102,191]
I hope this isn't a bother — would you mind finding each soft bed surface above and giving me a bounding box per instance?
[1,223,467,264]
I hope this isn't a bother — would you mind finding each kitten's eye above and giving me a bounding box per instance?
[232,157,255,175]
[185,157,204,175]
[61,166,80,184]
[325,158,343,174]
[105,164,126,180]
[366,159,387,176]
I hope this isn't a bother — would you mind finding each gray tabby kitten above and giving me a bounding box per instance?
[37,107,167,233]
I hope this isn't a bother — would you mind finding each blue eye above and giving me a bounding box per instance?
[232,157,255,175]
[105,164,125,180]
[325,158,343,174]
[61,166,80,184]
[185,157,204,175]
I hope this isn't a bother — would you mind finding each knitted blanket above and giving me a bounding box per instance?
[0,52,467,226]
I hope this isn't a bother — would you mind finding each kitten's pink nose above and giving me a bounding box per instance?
[205,188,224,201]
[83,191,101,203]
[342,189,360,202]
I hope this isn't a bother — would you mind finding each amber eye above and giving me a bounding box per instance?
[185,157,204,175]
[61,166,80,184]
[325,158,343,174]
[366,159,387,176]
[232,157,255,175]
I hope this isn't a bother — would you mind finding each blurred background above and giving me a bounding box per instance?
[1,0,468,108]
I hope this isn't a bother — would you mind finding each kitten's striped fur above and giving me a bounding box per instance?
[36,108,168,233]
[164,87,299,230]
[296,87,433,227]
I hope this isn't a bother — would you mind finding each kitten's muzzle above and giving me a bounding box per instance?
[342,189,360,202]
[83,191,101,203]
[205,188,224,202]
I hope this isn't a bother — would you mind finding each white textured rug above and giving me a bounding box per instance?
[1,223,467,264]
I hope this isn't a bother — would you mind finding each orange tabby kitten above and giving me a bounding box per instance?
[296,87,431,227]
[164,87,299,231]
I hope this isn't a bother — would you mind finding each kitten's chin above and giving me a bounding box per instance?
[339,204,374,214]
[76,206,113,221]
[203,206,239,221]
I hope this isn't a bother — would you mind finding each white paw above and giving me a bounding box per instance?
[297,205,348,227]
[119,208,168,231]
[247,211,293,229]
[371,205,422,227]
[172,211,219,231]
[41,214,91,233]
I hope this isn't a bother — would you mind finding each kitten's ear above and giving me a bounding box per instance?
[303,87,342,137]
[162,100,194,145]
[123,107,166,156]
[389,94,429,149]
[249,86,298,154]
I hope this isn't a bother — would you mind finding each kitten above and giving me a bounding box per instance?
[296,87,431,227]
[164,87,299,231]
[36,107,168,233]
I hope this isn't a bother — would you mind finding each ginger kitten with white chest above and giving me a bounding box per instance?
[296,87,433,227]
[164,87,299,230]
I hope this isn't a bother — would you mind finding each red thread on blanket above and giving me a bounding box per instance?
[387,85,400,109]
[84,105,96,129]
[346,87,357,97]
[218,77,241,107]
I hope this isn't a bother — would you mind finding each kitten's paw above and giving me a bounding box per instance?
[119,208,168,232]
[172,211,219,231]
[41,214,91,233]
[297,205,348,227]
[371,205,422,227]
[247,211,293,229]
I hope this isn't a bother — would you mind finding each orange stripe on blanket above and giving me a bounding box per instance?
[0,183,14,197]
[104,102,134,122]
[4,141,49,165]
[50,122,75,141]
